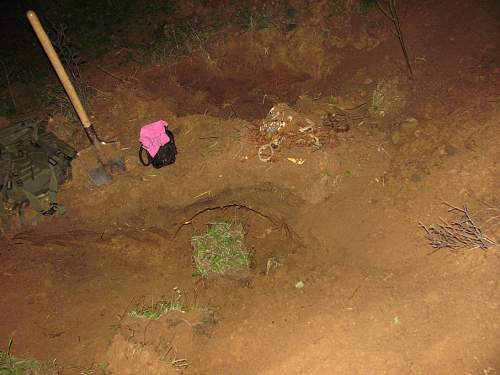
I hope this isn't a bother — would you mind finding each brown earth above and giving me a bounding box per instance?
[1,1,499,374]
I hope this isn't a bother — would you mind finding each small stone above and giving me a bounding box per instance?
[295,281,305,289]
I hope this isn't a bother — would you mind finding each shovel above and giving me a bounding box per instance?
[26,10,124,186]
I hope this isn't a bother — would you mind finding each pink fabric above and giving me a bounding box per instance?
[139,120,170,157]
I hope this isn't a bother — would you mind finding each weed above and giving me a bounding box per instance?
[236,6,273,30]
[128,287,185,320]
[47,21,92,111]
[40,85,75,120]
[144,18,215,65]
[191,221,251,277]
[26,18,92,121]
[0,348,40,375]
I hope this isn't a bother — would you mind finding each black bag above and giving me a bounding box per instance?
[0,121,76,219]
[139,128,177,169]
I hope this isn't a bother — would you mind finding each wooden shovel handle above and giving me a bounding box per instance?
[27,10,92,129]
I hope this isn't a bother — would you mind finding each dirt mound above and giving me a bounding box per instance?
[106,311,211,375]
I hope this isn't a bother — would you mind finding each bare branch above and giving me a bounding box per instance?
[375,0,413,78]
[420,202,498,252]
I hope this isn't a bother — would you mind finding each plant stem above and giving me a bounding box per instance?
[376,0,413,79]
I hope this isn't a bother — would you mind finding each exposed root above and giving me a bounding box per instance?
[175,203,278,237]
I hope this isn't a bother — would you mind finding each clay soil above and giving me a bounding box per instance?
[1,1,499,374]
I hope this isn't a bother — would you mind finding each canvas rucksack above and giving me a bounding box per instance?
[0,121,76,223]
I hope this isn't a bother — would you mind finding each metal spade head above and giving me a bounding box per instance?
[77,145,125,186]
[88,165,112,186]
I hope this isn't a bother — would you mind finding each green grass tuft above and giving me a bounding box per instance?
[128,287,185,320]
[0,350,40,375]
[192,221,251,277]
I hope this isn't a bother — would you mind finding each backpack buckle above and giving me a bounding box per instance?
[42,203,58,216]
[48,156,58,166]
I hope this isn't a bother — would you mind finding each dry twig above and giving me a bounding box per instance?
[419,202,497,252]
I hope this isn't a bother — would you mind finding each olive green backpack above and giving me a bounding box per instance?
[0,121,76,224]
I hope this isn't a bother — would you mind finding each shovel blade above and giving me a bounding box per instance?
[76,144,125,186]
[88,165,112,186]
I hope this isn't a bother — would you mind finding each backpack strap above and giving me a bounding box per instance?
[139,145,151,166]
[30,121,40,143]
[0,120,42,147]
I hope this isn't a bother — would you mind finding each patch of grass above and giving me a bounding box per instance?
[162,22,202,53]
[40,85,76,120]
[143,17,215,65]
[0,348,40,375]
[128,287,185,320]
[192,221,251,277]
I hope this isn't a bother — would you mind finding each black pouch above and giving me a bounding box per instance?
[139,128,177,169]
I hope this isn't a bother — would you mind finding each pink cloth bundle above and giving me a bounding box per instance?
[139,120,170,157]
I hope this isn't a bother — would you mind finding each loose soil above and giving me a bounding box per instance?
[1,1,499,374]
